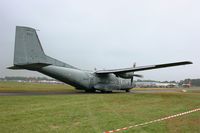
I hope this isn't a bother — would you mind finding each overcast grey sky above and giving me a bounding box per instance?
[0,0,199,81]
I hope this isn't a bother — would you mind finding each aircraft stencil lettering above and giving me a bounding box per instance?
[8,26,192,92]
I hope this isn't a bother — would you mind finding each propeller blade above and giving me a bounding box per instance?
[133,62,136,68]
[133,74,143,78]
[131,77,133,85]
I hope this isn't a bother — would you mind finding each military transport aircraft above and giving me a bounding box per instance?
[8,26,192,92]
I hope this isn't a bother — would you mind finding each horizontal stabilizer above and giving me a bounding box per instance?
[8,63,51,70]
[7,66,23,70]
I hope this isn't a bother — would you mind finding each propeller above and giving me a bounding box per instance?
[132,74,143,78]
[133,62,136,68]
[131,63,136,85]
[131,63,143,85]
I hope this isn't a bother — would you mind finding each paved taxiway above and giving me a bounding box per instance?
[0,88,199,96]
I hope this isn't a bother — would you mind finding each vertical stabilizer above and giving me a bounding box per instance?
[9,26,76,69]
[14,26,46,65]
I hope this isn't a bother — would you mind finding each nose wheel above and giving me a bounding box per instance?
[125,89,130,92]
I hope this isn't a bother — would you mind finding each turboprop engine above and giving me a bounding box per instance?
[116,63,143,85]
[117,72,143,79]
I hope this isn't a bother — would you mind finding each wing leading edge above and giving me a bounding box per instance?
[95,61,192,74]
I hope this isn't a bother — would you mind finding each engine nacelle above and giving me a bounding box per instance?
[117,72,143,79]
[117,72,135,79]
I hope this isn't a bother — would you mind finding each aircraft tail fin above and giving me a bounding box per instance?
[8,26,76,70]
[14,26,46,65]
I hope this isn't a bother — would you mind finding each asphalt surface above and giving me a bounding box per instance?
[0,88,199,96]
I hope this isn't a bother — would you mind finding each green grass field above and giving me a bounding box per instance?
[0,82,199,133]
[0,81,75,92]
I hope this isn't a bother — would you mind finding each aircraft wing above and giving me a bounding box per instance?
[95,61,192,74]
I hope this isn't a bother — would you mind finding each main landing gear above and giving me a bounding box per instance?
[85,90,96,93]
[100,90,112,93]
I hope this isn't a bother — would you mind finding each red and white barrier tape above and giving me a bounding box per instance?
[103,108,200,133]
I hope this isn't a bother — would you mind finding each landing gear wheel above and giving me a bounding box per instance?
[125,89,130,93]
[85,90,96,93]
[100,90,106,93]
[100,90,112,93]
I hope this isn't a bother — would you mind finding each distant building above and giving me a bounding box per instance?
[1,77,64,84]
[136,81,178,88]
[136,82,157,88]
[182,82,191,88]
